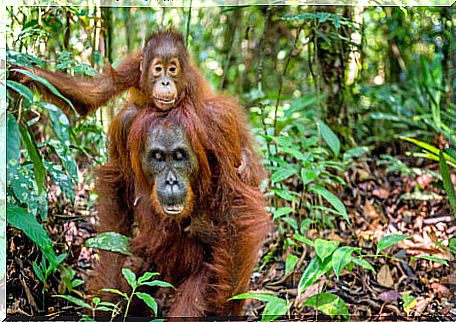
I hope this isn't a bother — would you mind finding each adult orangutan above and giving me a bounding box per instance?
[90,110,269,316]
[9,30,270,316]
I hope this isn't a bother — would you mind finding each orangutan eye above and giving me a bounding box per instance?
[169,66,176,73]
[174,150,186,161]
[150,150,164,162]
[155,66,162,73]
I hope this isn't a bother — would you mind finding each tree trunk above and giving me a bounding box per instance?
[312,6,353,124]
[384,7,406,84]
[220,9,242,90]
[449,6,455,105]
[102,7,113,63]
[101,6,115,130]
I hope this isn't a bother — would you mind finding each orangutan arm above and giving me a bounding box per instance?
[9,51,142,116]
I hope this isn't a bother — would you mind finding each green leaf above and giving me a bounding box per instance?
[84,232,132,255]
[300,168,318,185]
[271,189,298,203]
[311,205,341,216]
[317,120,340,157]
[137,272,160,284]
[48,140,78,184]
[416,255,448,266]
[343,147,369,162]
[285,254,298,275]
[7,50,45,67]
[439,151,456,212]
[72,279,85,288]
[285,93,321,117]
[80,314,97,322]
[376,234,411,254]
[261,298,289,322]
[314,239,339,262]
[282,147,306,160]
[303,293,349,320]
[281,217,298,231]
[7,112,20,187]
[97,301,118,309]
[403,137,439,156]
[300,218,316,232]
[411,151,439,163]
[332,246,354,278]
[298,256,332,294]
[273,136,293,148]
[100,288,128,299]
[273,207,294,220]
[41,102,71,147]
[53,295,93,310]
[230,292,289,321]
[51,253,66,272]
[310,186,349,224]
[271,168,296,184]
[12,166,38,206]
[332,15,341,28]
[7,204,56,262]
[11,166,47,219]
[94,306,114,312]
[293,233,314,247]
[34,181,49,220]
[301,136,318,149]
[444,148,456,163]
[45,162,75,204]
[11,69,75,112]
[7,80,34,102]
[32,261,45,283]
[285,237,298,248]
[351,257,375,273]
[135,292,158,316]
[141,280,175,289]
[122,268,137,288]
[267,156,291,169]
[229,292,282,303]
[401,292,417,315]
[449,238,456,255]
[19,124,46,194]
[61,265,76,292]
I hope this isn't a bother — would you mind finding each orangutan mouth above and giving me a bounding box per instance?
[162,204,185,215]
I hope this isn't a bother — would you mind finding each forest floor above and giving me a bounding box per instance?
[6,151,456,320]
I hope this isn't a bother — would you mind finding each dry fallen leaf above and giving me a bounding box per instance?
[364,200,378,218]
[430,283,451,297]
[327,232,345,243]
[377,290,401,303]
[413,296,430,315]
[372,188,389,199]
[377,264,394,288]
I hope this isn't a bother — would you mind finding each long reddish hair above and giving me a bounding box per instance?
[128,99,253,215]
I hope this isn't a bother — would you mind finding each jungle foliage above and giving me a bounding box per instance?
[5,4,455,319]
